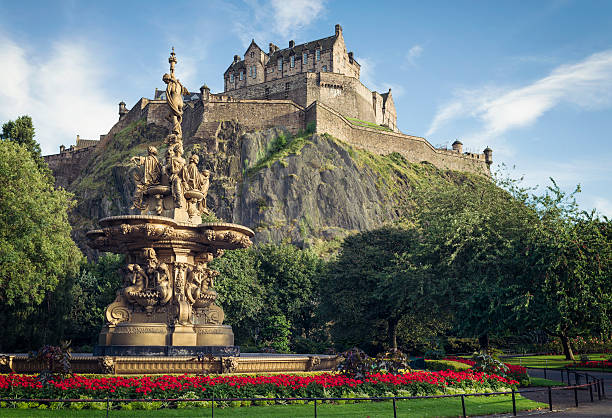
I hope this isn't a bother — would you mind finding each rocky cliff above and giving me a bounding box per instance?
[60,116,472,258]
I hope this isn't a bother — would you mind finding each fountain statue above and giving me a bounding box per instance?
[86,49,253,356]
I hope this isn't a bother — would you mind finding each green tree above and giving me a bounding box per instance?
[2,116,47,172]
[211,249,265,345]
[322,226,432,352]
[404,173,541,351]
[211,244,325,352]
[521,184,611,359]
[0,140,82,351]
[256,244,325,345]
[61,253,125,348]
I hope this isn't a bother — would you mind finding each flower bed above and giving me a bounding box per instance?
[568,360,612,369]
[443,357,528,384]
[0,371,518,408]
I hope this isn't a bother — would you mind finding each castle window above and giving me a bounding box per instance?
[265,87,270,99]
[230,73,234,83]
[316,49,321,61]
[303,52,308,65]
[290,55,295,68]
[254,66,257,77]
[250,51,254,57]
[240,71,244,80]
[284,82,289,98]
[322,65,327,72]
[249,66,252,77]
[278,57,283,71]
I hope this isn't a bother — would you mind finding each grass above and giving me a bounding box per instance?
[0,395,545,417]
[345,116,393,132]
[528,377,566,387]
[503,354,611,371]
[245,131,312,177]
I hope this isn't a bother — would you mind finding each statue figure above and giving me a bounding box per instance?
[182,154,211,213]
[131,146,162,185]
[155,263,172,305]
[166,143,186,208]
[131,146,162,210]
[123,264,147,302]
[163,48,189,139]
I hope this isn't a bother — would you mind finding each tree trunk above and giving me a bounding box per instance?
[560,334,575,361]
[388,318,399,351]
[478,333,490,352]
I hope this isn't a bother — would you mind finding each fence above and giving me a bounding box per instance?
[0,370,606,418]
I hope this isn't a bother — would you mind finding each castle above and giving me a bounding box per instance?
[45,25,492,183]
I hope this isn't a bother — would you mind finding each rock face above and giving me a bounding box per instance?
[60,118,444,258]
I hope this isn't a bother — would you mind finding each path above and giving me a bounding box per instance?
[478,368,612,417]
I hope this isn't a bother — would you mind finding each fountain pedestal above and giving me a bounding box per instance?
[87,216,253,357]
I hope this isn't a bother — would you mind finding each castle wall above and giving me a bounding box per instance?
[44,146,98,189]
[307,102,490,175]
[224,72,394,129]
[203,100,305,135]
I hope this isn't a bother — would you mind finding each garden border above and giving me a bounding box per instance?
[0,370,605,418]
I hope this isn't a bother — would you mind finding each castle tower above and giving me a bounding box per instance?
[452,140,463,153]
[484,147,493,166]
[119,101,129,119]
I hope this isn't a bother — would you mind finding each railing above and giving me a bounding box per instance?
[0,371,606,418]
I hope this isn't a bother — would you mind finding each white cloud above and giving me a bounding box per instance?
[357,56,405,97]
[593,197,612,218]
[403,44,423,67]
[270,0,325,37]
[228,0,325,47]
[0,35,116,155]
[427,49,612,138]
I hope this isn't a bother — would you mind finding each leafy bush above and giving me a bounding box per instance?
[337,348,412,378]
[424,360,471,372]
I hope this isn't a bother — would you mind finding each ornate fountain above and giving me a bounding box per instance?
[86,49,253,356]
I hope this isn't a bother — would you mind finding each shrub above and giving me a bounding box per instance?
[424,360,471,372]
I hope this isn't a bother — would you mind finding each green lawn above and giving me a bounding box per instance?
[528,377,566,387]
[503,354,611,371]
[0,395,545,417]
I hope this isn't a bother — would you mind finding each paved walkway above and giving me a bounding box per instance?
[478,368,611,417]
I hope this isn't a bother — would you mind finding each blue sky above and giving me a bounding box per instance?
[1,0,611,216]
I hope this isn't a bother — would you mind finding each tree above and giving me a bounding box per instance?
[211,249,265,345]
[521,184,611,360]
[2,116,47,172]
[402,172,541,351]
[0,140,82,351]
[211,244,325,352]
[322,226,432,352]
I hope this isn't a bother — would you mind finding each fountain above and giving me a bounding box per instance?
[86,48,253,357]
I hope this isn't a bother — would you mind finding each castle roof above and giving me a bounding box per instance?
[267,35,338,62]
[225,31,347,75]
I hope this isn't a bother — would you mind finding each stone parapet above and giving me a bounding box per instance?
[307,101,491,175]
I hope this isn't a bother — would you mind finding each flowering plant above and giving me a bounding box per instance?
[0,370,518,409]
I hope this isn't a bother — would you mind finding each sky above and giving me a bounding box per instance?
[0,0,611,216]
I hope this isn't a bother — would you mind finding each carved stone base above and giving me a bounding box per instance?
[97,323,234,349]
[93,345,240,357]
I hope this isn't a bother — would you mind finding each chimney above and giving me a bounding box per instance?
[60,145,66,153]
[452,140,463,154]
[335,24,342,36]
[233,55,240,63]
[269,43,278,53]
[348,51,354,62]
[289,40,295,48]
[118,101,128,119]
